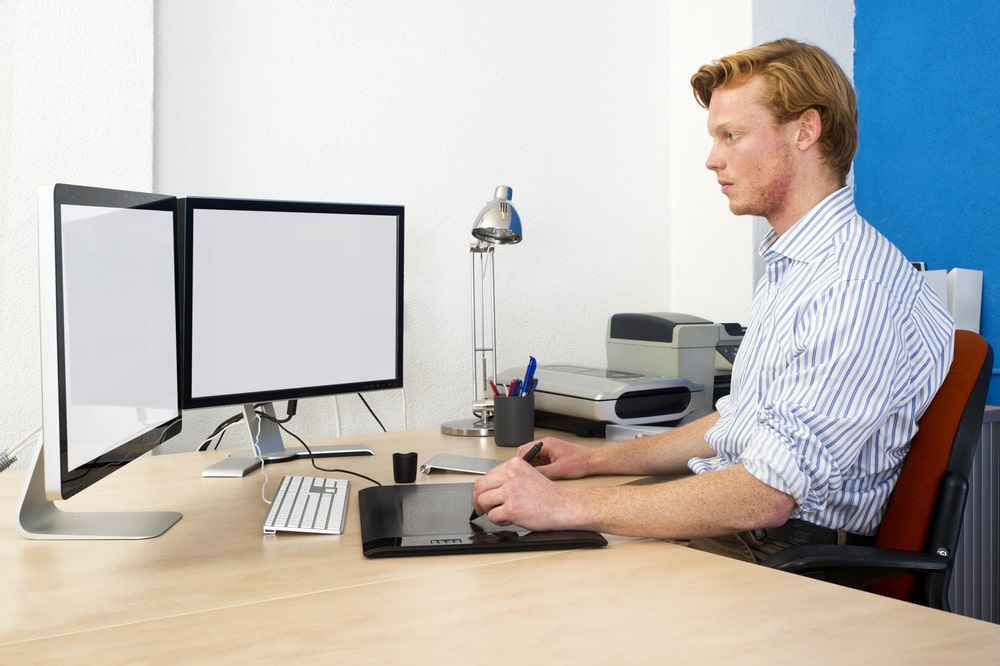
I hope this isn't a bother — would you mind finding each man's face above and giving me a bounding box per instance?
[705,76,799,223]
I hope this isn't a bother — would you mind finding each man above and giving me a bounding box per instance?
[470,39,955,562]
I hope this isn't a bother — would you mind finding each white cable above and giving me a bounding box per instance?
[400,386,408,430]
[0,425,43,473]
[199,419,245,450]
[11,425,43,457]
[249,412,272,504]
[332,395,342,437]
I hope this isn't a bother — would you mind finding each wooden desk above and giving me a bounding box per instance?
[1,428,998,663]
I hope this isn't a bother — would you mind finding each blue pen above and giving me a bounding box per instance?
[520,356,537,396]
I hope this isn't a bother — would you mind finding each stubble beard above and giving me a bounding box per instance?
[727,148,796,221]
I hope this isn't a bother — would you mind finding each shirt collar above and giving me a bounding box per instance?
[759,187,856,264]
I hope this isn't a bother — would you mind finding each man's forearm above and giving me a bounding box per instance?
[588,412,720,477]
[564,462,795,539]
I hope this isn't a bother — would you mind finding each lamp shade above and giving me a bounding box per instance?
[471,185,522,244]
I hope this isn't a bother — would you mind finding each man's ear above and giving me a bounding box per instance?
[796,108,822,151]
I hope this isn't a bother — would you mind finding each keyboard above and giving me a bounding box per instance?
[263,475,350,535]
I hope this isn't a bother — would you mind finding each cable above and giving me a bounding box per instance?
[199,401,298,452]
[357,388,408,432]
[0,425,42,474]
[400,386,408,430]
[202,398,386,493]
[198,414,245,451]
[248,409,272,503]
[331,395,342,437]
[255,410,382,487]
[264,400,298,424]
[357,393,387,432]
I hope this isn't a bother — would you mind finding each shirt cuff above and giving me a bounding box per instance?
[739,430,828,514]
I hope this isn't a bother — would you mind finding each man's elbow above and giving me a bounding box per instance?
[757,491,797,529]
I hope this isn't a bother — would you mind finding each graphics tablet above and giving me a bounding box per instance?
[358,482,608,558]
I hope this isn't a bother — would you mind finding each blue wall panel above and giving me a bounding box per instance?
[854,0,1000,402]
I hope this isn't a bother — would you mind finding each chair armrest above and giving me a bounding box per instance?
[761,544,951,589]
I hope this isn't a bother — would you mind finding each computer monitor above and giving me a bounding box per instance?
[179,197,404,477]
[18,184,184,540]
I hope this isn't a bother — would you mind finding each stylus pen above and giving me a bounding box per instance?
[521,441,544,464]
[470,442,544,521]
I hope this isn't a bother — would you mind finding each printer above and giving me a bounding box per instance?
[500,313,743,436]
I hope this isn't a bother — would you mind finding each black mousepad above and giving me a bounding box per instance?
[358,482,607,558]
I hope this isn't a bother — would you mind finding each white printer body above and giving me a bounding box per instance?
[500,313,743,435]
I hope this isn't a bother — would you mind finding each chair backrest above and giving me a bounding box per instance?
[871,329,993,603]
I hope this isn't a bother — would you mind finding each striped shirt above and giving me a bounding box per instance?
[694,187,954,534]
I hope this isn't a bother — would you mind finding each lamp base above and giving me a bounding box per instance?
[441,417,494,437]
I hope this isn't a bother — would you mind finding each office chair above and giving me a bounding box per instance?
[762,329,993,610]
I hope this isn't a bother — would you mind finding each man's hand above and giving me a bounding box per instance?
[471,453,583,530]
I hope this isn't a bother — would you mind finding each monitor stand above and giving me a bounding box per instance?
[16,443,182,540]
[202,402,374,478]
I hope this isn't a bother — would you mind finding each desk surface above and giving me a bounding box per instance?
[2,428,998,663]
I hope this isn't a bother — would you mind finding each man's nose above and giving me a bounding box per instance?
[705,143,723,172]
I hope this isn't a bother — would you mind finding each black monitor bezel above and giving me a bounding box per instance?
[46,183,183,500]
[177,196,405,410]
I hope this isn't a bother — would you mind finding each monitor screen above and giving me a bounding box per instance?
[179,196,404,425]
[22,183,183,539]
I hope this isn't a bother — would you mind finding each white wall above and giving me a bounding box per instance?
[668,1,753,324]
[153,0,685,452]
[0,0,156,463]
[0,1,854,465]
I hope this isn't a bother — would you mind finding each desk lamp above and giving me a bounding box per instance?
[441,185,523,436]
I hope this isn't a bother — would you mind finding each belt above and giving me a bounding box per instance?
[756,519,876,547]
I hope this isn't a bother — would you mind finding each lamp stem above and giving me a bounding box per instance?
[471,242,497,408]
[470,244,481,402]
[483,247,497,392]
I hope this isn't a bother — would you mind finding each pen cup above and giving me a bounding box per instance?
[493,394,535,447]
[392,452,418,483]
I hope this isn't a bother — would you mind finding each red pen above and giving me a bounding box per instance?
[489,380,500,396]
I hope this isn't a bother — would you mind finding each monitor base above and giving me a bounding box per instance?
[201,403,375,477]
[16,443,182,540]
[202,444,375,478]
